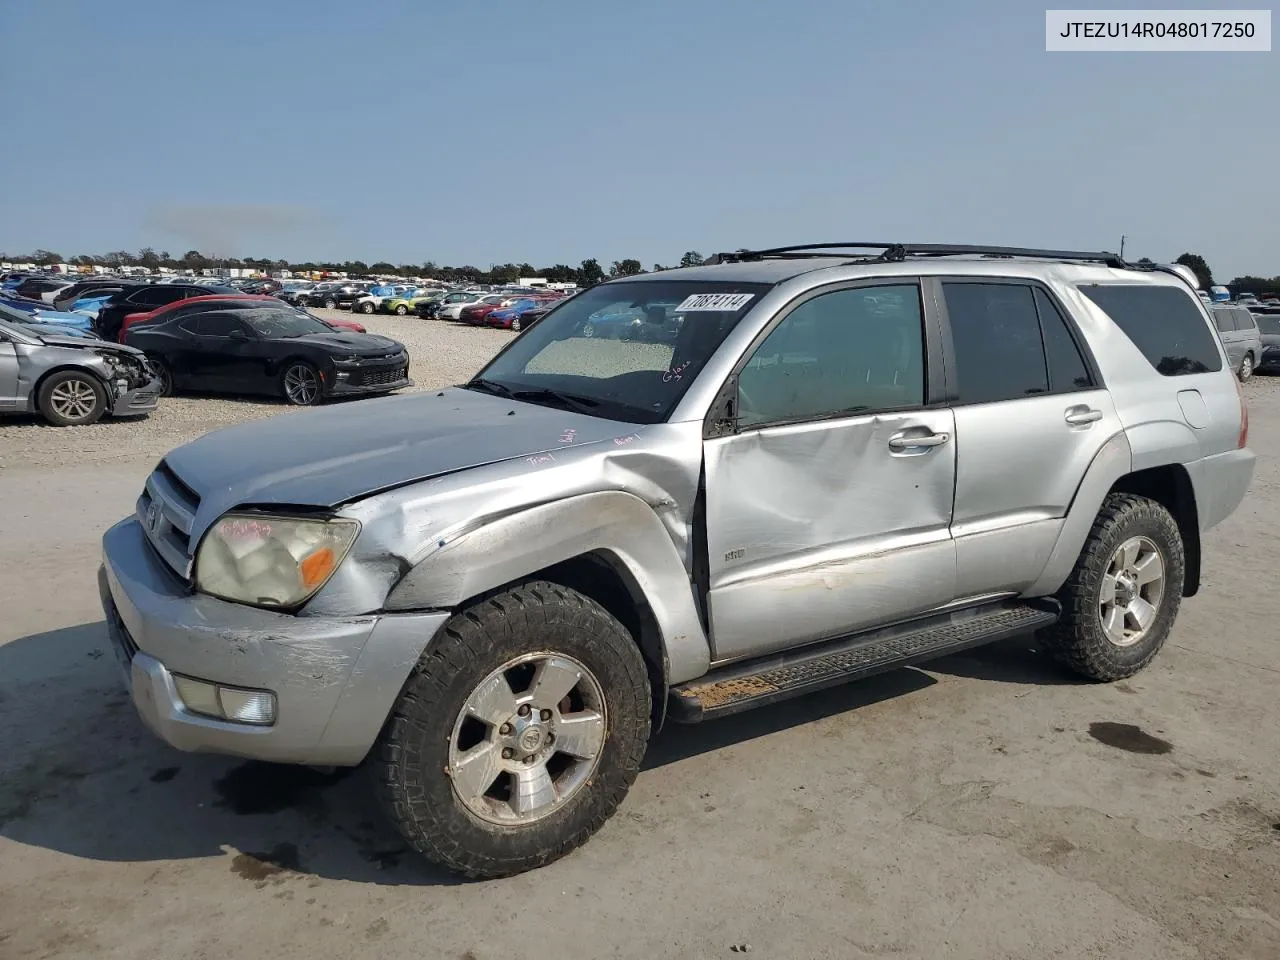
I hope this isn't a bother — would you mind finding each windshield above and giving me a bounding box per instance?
[239,308,336,338]
[468,280,769,424]
[0,302,31,324]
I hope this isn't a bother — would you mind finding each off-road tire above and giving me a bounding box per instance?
[375,581,651,879]
[1045,493,1184,681]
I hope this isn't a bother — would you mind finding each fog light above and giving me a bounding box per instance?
[174,675,221,718]
[217,687,277,725]
[173,674,277,725]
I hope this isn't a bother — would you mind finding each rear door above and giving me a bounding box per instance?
[1211,307,1242,365]
[937,279,1121,598]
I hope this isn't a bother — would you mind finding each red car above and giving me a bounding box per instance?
[120,295,365,341]
[118,294,279,342]
[457,295,516,325]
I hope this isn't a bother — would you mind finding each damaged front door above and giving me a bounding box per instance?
[703,282,957,662]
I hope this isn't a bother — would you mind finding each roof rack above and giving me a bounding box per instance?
[708,243,1128,268]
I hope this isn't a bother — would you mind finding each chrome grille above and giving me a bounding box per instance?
[136,461,201,580]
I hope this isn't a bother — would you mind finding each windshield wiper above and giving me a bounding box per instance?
[511,388,600,415]
[464,376,515,399]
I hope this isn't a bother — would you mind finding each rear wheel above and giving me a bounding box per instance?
[281,361,322,406]
[375,581,651,879]
[359,301,375,314]
[37,370,108,426]
[324,298,337,310]
[1239,353,1254,381]
[511,316,523,332]
[1045,493,1184,681]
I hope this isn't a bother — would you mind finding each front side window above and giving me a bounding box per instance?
[470,280,769,424]
[736,284,924,429]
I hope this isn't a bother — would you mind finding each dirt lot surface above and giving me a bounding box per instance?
[2,312,1278,960]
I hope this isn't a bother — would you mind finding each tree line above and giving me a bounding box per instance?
[2,248,714,288]
[8,246,1276,294]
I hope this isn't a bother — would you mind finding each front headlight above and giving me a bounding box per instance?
[195,514,359,609]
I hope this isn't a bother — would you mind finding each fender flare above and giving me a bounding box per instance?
[1025,430,1133,596]
[384,490,712,685]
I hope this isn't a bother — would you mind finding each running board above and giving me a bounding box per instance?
[668,602,1059,723]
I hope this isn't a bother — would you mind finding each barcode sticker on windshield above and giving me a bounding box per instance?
[675,293,755,312]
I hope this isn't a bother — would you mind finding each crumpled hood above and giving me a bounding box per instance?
[164,387,634,528]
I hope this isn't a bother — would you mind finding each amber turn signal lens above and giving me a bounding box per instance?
[300,546,337,588]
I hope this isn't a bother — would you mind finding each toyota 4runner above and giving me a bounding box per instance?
[99,243,1255,878]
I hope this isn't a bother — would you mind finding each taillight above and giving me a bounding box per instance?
[1235,373,1249,448]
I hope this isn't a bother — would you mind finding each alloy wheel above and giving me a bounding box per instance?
[447,652,607,825]
[49,377,99,422]
[1098,536,1166,647]
[283,364,319,405]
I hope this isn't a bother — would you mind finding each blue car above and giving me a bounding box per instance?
[0,297,95,331]
[70,294,114,318]
[486,298,544,330]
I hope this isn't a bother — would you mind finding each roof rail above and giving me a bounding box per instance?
[709,243,1128,268]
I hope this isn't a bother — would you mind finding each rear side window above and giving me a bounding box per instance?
[942,282,1048,403]
[1078,284,1222,376]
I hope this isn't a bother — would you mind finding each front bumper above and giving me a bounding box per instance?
[109,374,162,417]
[99,517,450,765]
[327,375,414,397]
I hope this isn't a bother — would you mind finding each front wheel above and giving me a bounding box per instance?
[148,356,174,397]
[37,370,108,426]
[1044,493,1184,681]
[359,301,375,314]
[394,304,408,316]
[280,361,322,406]
[1239,354,1254,381]
[511,316,523,332]
[375,581,651,879]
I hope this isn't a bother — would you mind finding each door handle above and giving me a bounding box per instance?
[888,431,951,451]
[1065,407,1103,425]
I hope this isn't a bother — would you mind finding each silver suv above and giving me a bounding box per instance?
[99,243,1254,878]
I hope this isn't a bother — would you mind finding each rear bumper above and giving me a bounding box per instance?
[1186,447,1256,532]
[99,517,449,765]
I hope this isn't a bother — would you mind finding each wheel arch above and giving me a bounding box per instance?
[382,490,714,726]
[32,363,111,413]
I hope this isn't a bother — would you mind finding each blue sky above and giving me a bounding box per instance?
[3,0,1276,278]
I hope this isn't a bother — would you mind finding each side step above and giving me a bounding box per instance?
[668,602,1058,723]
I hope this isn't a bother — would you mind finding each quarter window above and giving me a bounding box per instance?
[1078,284,1222,376]
[737,284,925,428]
[1035,288,1094,392]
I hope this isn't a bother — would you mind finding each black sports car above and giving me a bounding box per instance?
[302,283,371,310]
[124,303,412,405]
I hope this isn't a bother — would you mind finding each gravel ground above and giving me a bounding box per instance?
[0,310,514,468]
[2,334,1280,959]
